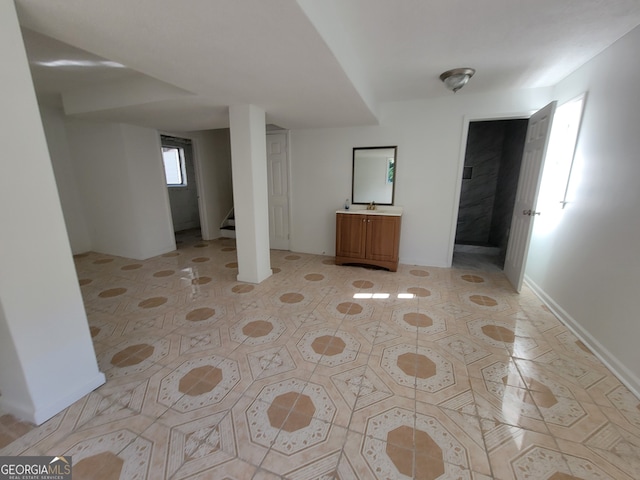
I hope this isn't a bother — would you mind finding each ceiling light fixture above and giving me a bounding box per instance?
[33,59,126,68]
[439,68,475,93]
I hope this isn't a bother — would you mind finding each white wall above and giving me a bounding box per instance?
[43,113,234,254]
[122,124,176,258]
[289,88,552,266]
[187,128,234,240]
[229,105,272,283]
[65,119,175,259]
[0,0,104,424]
[65,119,137,255]
[526,26,640,393]
[40,107,92,254]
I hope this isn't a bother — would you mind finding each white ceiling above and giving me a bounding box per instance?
[16,0,640,132]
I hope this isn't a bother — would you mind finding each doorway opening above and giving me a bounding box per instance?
[453,119,528,271]
[160,135,201,241]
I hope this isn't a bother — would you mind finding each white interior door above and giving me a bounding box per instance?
[266,133,290,250]
[504,101,557,291]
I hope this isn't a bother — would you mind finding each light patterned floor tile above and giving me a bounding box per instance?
[357,319,402,345]
[580,421,640,478]
[330,365,394,411]
[482,427,567,480]
[470,376,549,435]
[259,423,349,474]
[98,335,173,379]
[64,429,153,478]
[244,377,335,456]
[3,230,640,479]
[283,449,357,479]
[296,327,361,368]
[361,405,487,478]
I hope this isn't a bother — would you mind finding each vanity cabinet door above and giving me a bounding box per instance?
[366,215,401,263]
[335,213,401,271]
[336,213,367,259]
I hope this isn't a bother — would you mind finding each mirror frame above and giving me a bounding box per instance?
[351,146,397,205]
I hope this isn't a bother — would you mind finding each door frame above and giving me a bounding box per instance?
[159,131,208,238]
[446,110,535,268]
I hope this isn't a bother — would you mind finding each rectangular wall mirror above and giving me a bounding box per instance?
[352,146,397,205]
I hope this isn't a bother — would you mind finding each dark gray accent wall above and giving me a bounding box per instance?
[455,120,527,260]
[455,121,505,245]
[490,120,527,262]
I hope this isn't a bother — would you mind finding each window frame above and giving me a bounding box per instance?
[161,145,187,187]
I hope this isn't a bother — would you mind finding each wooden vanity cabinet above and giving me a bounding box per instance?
[335,213,401,271]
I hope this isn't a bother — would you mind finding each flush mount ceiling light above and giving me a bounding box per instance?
[439,68,475,93]
[33,59,126,68]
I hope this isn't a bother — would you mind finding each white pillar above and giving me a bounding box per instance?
[0,0,105,424]
[228,104,272,283]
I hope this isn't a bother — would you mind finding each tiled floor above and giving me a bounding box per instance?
[1,229,640,479]
[452,252,503,272]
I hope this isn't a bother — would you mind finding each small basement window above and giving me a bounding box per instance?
[162,146,186,186]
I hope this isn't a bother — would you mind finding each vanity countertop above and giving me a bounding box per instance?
[336,206,403,216]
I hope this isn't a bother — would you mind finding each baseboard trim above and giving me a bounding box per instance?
[524,275,640,398]
[0,372,106,425]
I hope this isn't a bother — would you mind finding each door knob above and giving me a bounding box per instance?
[522,209,541,216]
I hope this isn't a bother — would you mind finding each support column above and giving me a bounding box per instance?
[0,0,105,424]
[229,104,272,283]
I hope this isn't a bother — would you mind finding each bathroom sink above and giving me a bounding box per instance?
[336,206,403,216]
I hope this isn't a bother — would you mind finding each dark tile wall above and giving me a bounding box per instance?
[455,120,527,257]
[490,120,527,262]
[455,122,505,245]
